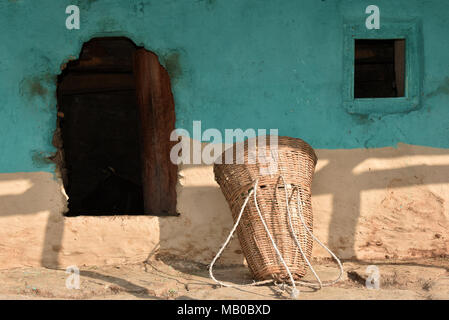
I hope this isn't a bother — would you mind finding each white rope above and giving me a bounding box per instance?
[279,175,344,289]
[209,176,344,299]
[208,184,274,288]
[252,179,299,298]
[280,175,321,289]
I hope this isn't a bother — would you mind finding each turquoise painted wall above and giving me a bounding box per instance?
[0,0,448,173]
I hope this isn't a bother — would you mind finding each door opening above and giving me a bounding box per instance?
[56,37,177,216]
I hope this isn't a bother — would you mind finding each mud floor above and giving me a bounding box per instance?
[0,256,448,300]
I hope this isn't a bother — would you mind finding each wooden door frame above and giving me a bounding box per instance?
[133,49,178,216]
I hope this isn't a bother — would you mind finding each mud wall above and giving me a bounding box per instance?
[0,1,448,268]
[1,143,448,269]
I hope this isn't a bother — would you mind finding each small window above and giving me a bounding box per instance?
[354,39,405,98]
[343,21,420,115]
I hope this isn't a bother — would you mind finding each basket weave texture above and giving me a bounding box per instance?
[214,136,318,281]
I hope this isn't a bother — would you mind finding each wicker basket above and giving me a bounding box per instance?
[214,136,318,281]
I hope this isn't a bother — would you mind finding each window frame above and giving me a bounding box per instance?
[342,20,421,115]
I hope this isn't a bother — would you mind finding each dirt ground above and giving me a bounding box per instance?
[0,255,448,300]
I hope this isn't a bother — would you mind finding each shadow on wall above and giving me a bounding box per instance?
[313,143,449,260]
[0,172,163,297]
[0,143,448,274]
[0,172,66,268]
[156,162,247,270]
[156,142,449,270]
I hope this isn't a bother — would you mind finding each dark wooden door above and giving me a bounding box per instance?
[133,49,178,215]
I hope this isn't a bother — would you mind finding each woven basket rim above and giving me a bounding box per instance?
[214,135,318,167]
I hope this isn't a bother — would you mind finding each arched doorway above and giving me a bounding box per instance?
[56,37,177,216]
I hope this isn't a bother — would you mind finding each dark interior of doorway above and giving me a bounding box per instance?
[57,37,144,216]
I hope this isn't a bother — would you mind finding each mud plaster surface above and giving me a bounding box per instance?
[0,143,448,269]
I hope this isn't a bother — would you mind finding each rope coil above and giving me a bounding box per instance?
[209,176,344,299]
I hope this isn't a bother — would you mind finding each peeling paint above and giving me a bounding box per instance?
[96,17,118,31]
[426,77,449,98]
[351,114,374,126]
[78,0,99,10]
[30,150,54,168]
[161,51,183,83]
[197,0,217,10]
[19,74,54,101]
